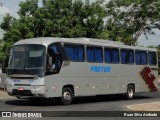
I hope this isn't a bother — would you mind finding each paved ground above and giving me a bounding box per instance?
[0,90,160,111]
[0,89,15,100]
[127,102,160,111]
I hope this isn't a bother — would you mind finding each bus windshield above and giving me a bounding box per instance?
[8,44,46,77]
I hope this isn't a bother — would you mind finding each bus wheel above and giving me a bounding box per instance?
[61,87,73,105]
[125,85,134,100]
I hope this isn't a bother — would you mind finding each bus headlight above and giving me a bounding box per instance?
[33,87,40,91]
[7,85,11,90]
[36,87,40,91]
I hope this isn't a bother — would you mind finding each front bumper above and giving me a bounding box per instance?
[7,85,45,97]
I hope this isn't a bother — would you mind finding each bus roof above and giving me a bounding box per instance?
[13,37,157,51]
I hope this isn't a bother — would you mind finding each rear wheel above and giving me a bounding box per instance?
[125,85,134,100]
[61,87,73,105]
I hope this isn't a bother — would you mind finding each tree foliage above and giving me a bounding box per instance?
[0,0,106,62]
[104,0,160,45]
[1,0,106,40]
[1,0,160,63]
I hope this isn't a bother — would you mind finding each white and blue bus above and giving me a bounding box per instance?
[5,37,158,105]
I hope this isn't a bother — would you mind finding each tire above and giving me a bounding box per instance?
[61,87,73,105]
[125,85,134,100]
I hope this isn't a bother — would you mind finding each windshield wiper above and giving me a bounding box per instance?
[25,67,43,69]
[6,67,16,75]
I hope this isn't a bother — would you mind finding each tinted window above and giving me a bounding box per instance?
[64,44,84,61]
[87,46,103,62]
[77,46,84,61]
[121,49,134,64]
[148,52,157,65]
[47,43,62,73]
[95,47,103,62]
[8,45,46,76]
[105,48,112,63]
[128,50,134,64]
[87,47,94,62]
[112,48,119,63]
[65,44,75,61]
[141,51,147,64]
[121,49,127,64]
[135,51,147,65]
[105,48,119,63]
[135,51,141,64]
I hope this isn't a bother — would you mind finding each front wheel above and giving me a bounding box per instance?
[125,85,134,100]
[61,87,73,105]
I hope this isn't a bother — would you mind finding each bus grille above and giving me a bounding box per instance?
[12,89,33,96]
[14,84,31,86]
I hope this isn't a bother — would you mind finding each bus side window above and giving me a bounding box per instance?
[141,51,147,65]
[136,51,147,65]
[121,49,127,64]
[105,48,112,63]
[112,48,119,63]
[135,51,141,65]
[95,47,103,62]
[47,44,62,73]
[86,46,103,63]
[148,52,157,65]
[86,46,95,62]
[128,50,134,64]
[64,44,85,62]
[77,45,84,61]
[64,45,76,61]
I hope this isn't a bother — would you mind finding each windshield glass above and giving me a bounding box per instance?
[8,44,46,76]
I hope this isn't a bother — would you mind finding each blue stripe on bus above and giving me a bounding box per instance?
[90,66,111,73]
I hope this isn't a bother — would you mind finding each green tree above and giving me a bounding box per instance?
[103,0,160,45]
[0,0,106,61]
[0,13,17,31]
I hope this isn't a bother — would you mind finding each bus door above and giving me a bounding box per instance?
[46,44,62,73]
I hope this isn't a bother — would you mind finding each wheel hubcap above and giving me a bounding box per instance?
[63,91,71,101]
[128,88,133,97]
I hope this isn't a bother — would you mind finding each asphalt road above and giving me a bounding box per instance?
[1,87,160,119]
[0,92,160,111]
[0,92,160,120]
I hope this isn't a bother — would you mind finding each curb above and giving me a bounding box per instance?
[127,102,160,111]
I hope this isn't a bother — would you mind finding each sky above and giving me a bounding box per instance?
[0,0,160,47]
[0,0,26,39]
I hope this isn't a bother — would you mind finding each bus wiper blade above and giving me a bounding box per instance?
[6,68,17,75]
[25,67,43,69]
[26,69,34,75]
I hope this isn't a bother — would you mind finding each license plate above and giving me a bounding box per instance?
[29,80,34,83]
[13,80,20,83]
